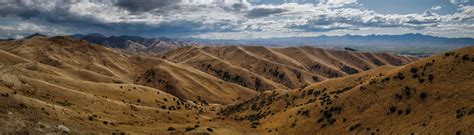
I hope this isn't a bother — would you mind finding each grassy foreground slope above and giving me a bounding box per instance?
[219,46,474,134]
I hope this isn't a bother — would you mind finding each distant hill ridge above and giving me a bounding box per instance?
[69,33,191,53]
[189,33,474,47]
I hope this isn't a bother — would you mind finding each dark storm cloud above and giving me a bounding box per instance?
[222,3,251,12]
[0,0,472,39]
[0,0,105,26]
[246,8,287,18]
[0,0,40,19]
[114,0,182,12]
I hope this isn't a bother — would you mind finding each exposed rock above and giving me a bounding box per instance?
[57,125,70,133]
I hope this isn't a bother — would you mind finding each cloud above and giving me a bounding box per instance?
[0,21,62,38]
[450,0,471,5]
[115,0,181,13]
[430,5,442,10]
[246,7,287,18]
[0,0,473,39]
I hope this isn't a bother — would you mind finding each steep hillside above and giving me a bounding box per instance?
[219,46,474,134]
[71,34,190,53]
[134,59,257,104]
[163,45,417,91]
[0,35,470,134]
[0,36,256,105]
[0,36,259,134]
[0,60,205,133]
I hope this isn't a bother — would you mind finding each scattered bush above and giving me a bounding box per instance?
[397,110,403,115]
[251,122,260,128]
[185,127,195,131]
[88,116,94,121]
[394,73,405,80]
[410,67,418,74]
[130,105,138,111]
[348,123,361,131]
[405,107,411,115]
[207,128,213,132]
[420,92,428,100]
[445,52,455,57]
[113,80,123,84]
[462,54,470,61]
[418,78,425,83]
[167,127,176,131]
[389,106,397,113]
[428,74,434,82]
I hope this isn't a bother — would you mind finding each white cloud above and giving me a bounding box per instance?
[430,5,442,10]
[0,22,63,38]
[450,0,470,4]
[0,0,473,39]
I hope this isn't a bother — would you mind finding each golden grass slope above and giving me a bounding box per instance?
[163,45,417,91]
[0,36,257,104]
[219,46,474,134]
[0,36,256,133]
[1,35,469,134]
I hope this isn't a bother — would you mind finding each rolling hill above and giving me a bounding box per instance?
[219,46,474,134]
[0,35,471,134]
[162,45,416,90]
[70,33,191,54]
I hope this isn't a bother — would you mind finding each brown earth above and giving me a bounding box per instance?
[0,35,471,134]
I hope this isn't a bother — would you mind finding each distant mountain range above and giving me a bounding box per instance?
[188,33,474,55]
[70,33,192,53]
[7,33,473,55]
[189,33,474,47]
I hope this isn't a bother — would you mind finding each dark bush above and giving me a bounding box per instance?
[445,52,455,57]
[420,92,428,100]
[428,74,434,82]
[1,93,9,97]
[394,94,402,101]
[410,67,418,73]
[348,123,361,131]
[207,128,213,132]
[418,78,425,83]
[404,86,411,96]
[389,106,397,113]
[405,108,411,115]
[185,127,195,131]
[462,54,470,61]
[167,127,176,131]
[395,73,405,80]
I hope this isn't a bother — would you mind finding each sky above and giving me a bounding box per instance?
[0,0,473,39]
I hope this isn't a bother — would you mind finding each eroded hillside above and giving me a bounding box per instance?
[162,46,416,90]
[0,35,470,134]
[219,46,474,134]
